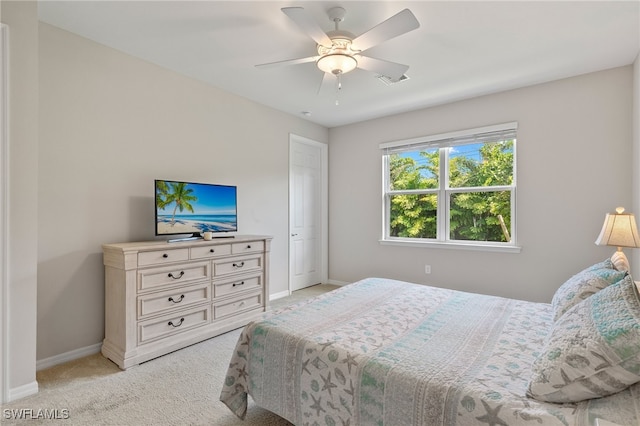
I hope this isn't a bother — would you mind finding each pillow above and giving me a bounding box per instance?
[528,275,640,403]
[551,259,627,321]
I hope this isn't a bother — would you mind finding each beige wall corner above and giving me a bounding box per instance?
[0,0,39,403]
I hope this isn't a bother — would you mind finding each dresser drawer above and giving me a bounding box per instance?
[213,254,263,277]
[213,274,263,299]
[232,241,264,255]
[190,244,232,260]
[138,261,210,292]
[213,291,263,320]
[138,305,210,345]
[138,248,190,267]
[138,283,210,319]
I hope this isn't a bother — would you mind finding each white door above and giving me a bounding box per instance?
[289,135,327,291]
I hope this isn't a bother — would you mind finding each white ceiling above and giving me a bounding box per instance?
[38,1,640,128]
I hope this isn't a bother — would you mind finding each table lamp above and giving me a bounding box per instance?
[595,207,640,271]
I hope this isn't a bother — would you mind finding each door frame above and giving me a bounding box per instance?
[288,134,328,294]
[1,23,8,404]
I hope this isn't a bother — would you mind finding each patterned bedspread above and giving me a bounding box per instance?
[220,278,639,425]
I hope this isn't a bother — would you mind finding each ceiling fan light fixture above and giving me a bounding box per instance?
[317,53,358,75]
[260,6,420,97]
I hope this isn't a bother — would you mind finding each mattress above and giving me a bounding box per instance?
[220,277,639,425]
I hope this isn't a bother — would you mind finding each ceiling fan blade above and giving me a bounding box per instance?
[317,72,333,94]
[255,56,319,69]
[356,56,409,82]
[282,7,332,47]
[352,9,420,53]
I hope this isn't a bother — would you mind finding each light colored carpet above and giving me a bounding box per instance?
[1,284,339,425]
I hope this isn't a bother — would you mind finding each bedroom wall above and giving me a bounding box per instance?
[328,66,633,303]
[632,54,640,277]
[1,1,39,401]
[37,23,327,362]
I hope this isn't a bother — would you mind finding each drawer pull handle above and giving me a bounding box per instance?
[209,249,215,253]
[168,317,184,328]
[238,301,245,307]
[168,271,185,279]
[232,262,245,268]
[162,253,169,258]
[232,281,245,287]
[168,294,185,303]
[246,245,252,249]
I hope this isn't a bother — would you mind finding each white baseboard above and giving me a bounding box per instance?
[36,283,345,372]
[269,290,291,301]
[326,279,349,286]
[36,342,102,371]
[6,380,38,402]
[269,280,347,301]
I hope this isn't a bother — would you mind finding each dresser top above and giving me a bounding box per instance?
[103,235,272,253]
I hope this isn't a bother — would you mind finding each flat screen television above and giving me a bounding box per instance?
[155,179,237,241]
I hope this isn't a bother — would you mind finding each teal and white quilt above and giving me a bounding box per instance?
[220,277,639,425]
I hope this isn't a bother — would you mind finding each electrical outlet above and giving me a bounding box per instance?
[424,265,431,274]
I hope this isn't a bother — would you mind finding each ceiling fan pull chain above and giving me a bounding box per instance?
[335,74,342,106]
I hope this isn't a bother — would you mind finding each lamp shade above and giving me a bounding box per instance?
[317,54,357,75]
[595,208,640,248]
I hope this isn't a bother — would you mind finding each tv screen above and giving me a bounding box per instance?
[155,179,237,238]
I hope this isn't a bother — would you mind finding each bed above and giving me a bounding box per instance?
[220,265,640,425]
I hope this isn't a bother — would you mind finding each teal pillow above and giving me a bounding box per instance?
[551,259,627,321]
[528,275,640,402]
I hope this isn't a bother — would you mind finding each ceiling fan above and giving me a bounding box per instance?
[256,6,420,93]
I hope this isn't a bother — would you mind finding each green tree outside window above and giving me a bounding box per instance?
[386,139,514,243]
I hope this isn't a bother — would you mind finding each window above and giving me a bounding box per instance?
[381,123,518,250]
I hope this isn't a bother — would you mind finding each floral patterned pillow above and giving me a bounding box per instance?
[551,259,627,321]
[528,275,640,402]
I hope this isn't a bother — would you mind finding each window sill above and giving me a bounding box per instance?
[379,238,522,253]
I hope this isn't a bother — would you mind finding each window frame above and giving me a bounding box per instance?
[380,122,521,253]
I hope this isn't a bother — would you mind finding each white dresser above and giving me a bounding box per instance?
[101,235,271,369]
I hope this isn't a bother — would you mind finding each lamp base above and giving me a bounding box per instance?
[610,249,629,272]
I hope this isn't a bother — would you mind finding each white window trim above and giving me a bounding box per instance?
[380,122,521,252]
[379,238,522,253]
[380,122,518,151]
